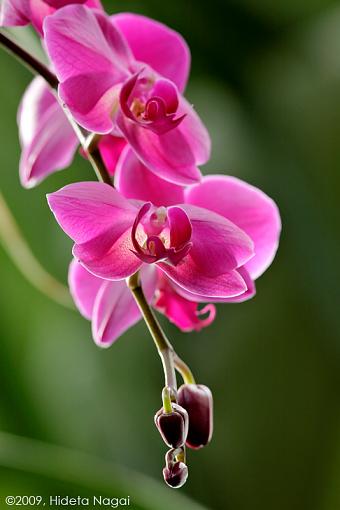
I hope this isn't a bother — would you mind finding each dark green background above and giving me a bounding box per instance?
[0,0,339,509]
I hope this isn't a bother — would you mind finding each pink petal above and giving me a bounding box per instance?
[171,266,256,304]
[112,13,190,92]
[0,0,30,27]
[18,77,78,188]
[73,226,142,280]
[157,261,248,299]
[168,206,192,249]
[92,265,157,346]
[180,204,254,276]
[116,93,209,186]
[185,175,281,279]
[68,258,103,319]
[98,135,126,176]
[58,73,120,134]
[154,272,216,332]
[30,0,54,34]
[44,5,133,131]
[47,181,137,244]
[44,0,87,7]
[115,147,185,206]
[44,6,132,81]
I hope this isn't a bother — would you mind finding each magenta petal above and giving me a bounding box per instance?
[0,0,30,27]
[168,206,192,249]
[112,13,190,92]
[98,135,126,176]
[92,279,140,346]
[117,116,201,186]
[117,90,210,185]
[73,226,142,280]
[115,147,185,206]
[185,175,281,279]
[157,260,247,299]
[44,0,87,7]
[92,264,157,346]
[68,258,103,319]
[18,77,78,188]
[44,6,132,81]
[180,204,254,277]
[59,73,119,134]
[172,266,255,304]
[47,181,136,244]
[154,272,216,332]
[152,79,179,113]
[44,5,133,131]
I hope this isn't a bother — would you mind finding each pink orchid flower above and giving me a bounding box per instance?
[43,6,210,185]
[61,158,280,345]
[16,12,203,187]
[0,0,102,35]
[47,181,254,299]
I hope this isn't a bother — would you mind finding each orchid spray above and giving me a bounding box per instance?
[0,0,281,488]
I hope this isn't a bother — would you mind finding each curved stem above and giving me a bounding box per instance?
[127,272,177,391]
[174,353,196,385]
[0,191,74,309]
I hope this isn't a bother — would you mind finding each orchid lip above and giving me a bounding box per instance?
[120,70,186,135]
[131,202,192,266]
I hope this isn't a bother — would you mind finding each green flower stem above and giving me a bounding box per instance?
[127,271,177,391]
[174,353,196,385]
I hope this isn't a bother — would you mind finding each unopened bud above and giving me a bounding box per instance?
[163,461,188,488]
[155,403,189,448]
[177,384,213,449]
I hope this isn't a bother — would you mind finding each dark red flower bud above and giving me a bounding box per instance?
[177,384,213,449]
[163,461,188,489]
[155,403,189,448]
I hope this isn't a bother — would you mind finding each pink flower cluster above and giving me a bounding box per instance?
[1,1,281,345]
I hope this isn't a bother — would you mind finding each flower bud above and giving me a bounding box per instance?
[154,403,189,448]
[177,384,213,449]
[163,461,188,489]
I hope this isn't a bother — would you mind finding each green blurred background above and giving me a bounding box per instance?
[0,0,340,508]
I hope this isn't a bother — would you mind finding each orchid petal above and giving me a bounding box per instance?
[180,204,254,276]
[185,175,281,279]
[92,265,156,346]
[18,77,78,188]
[115,147,185,206]
[98,135,126,176]
[157,261,248,299]
[116,103,204,186]
[154,272,216,332]
[44,5,133,131]
[112,13,190,92]
[68,258,103,319]
[47,181,136,244]
[0,0,30,27]
[171,266,256,303]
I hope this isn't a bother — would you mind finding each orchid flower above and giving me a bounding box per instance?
[43,5,210,185]
[47,162,280,344]
[0,0,102,35]
[15,11,205,187]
